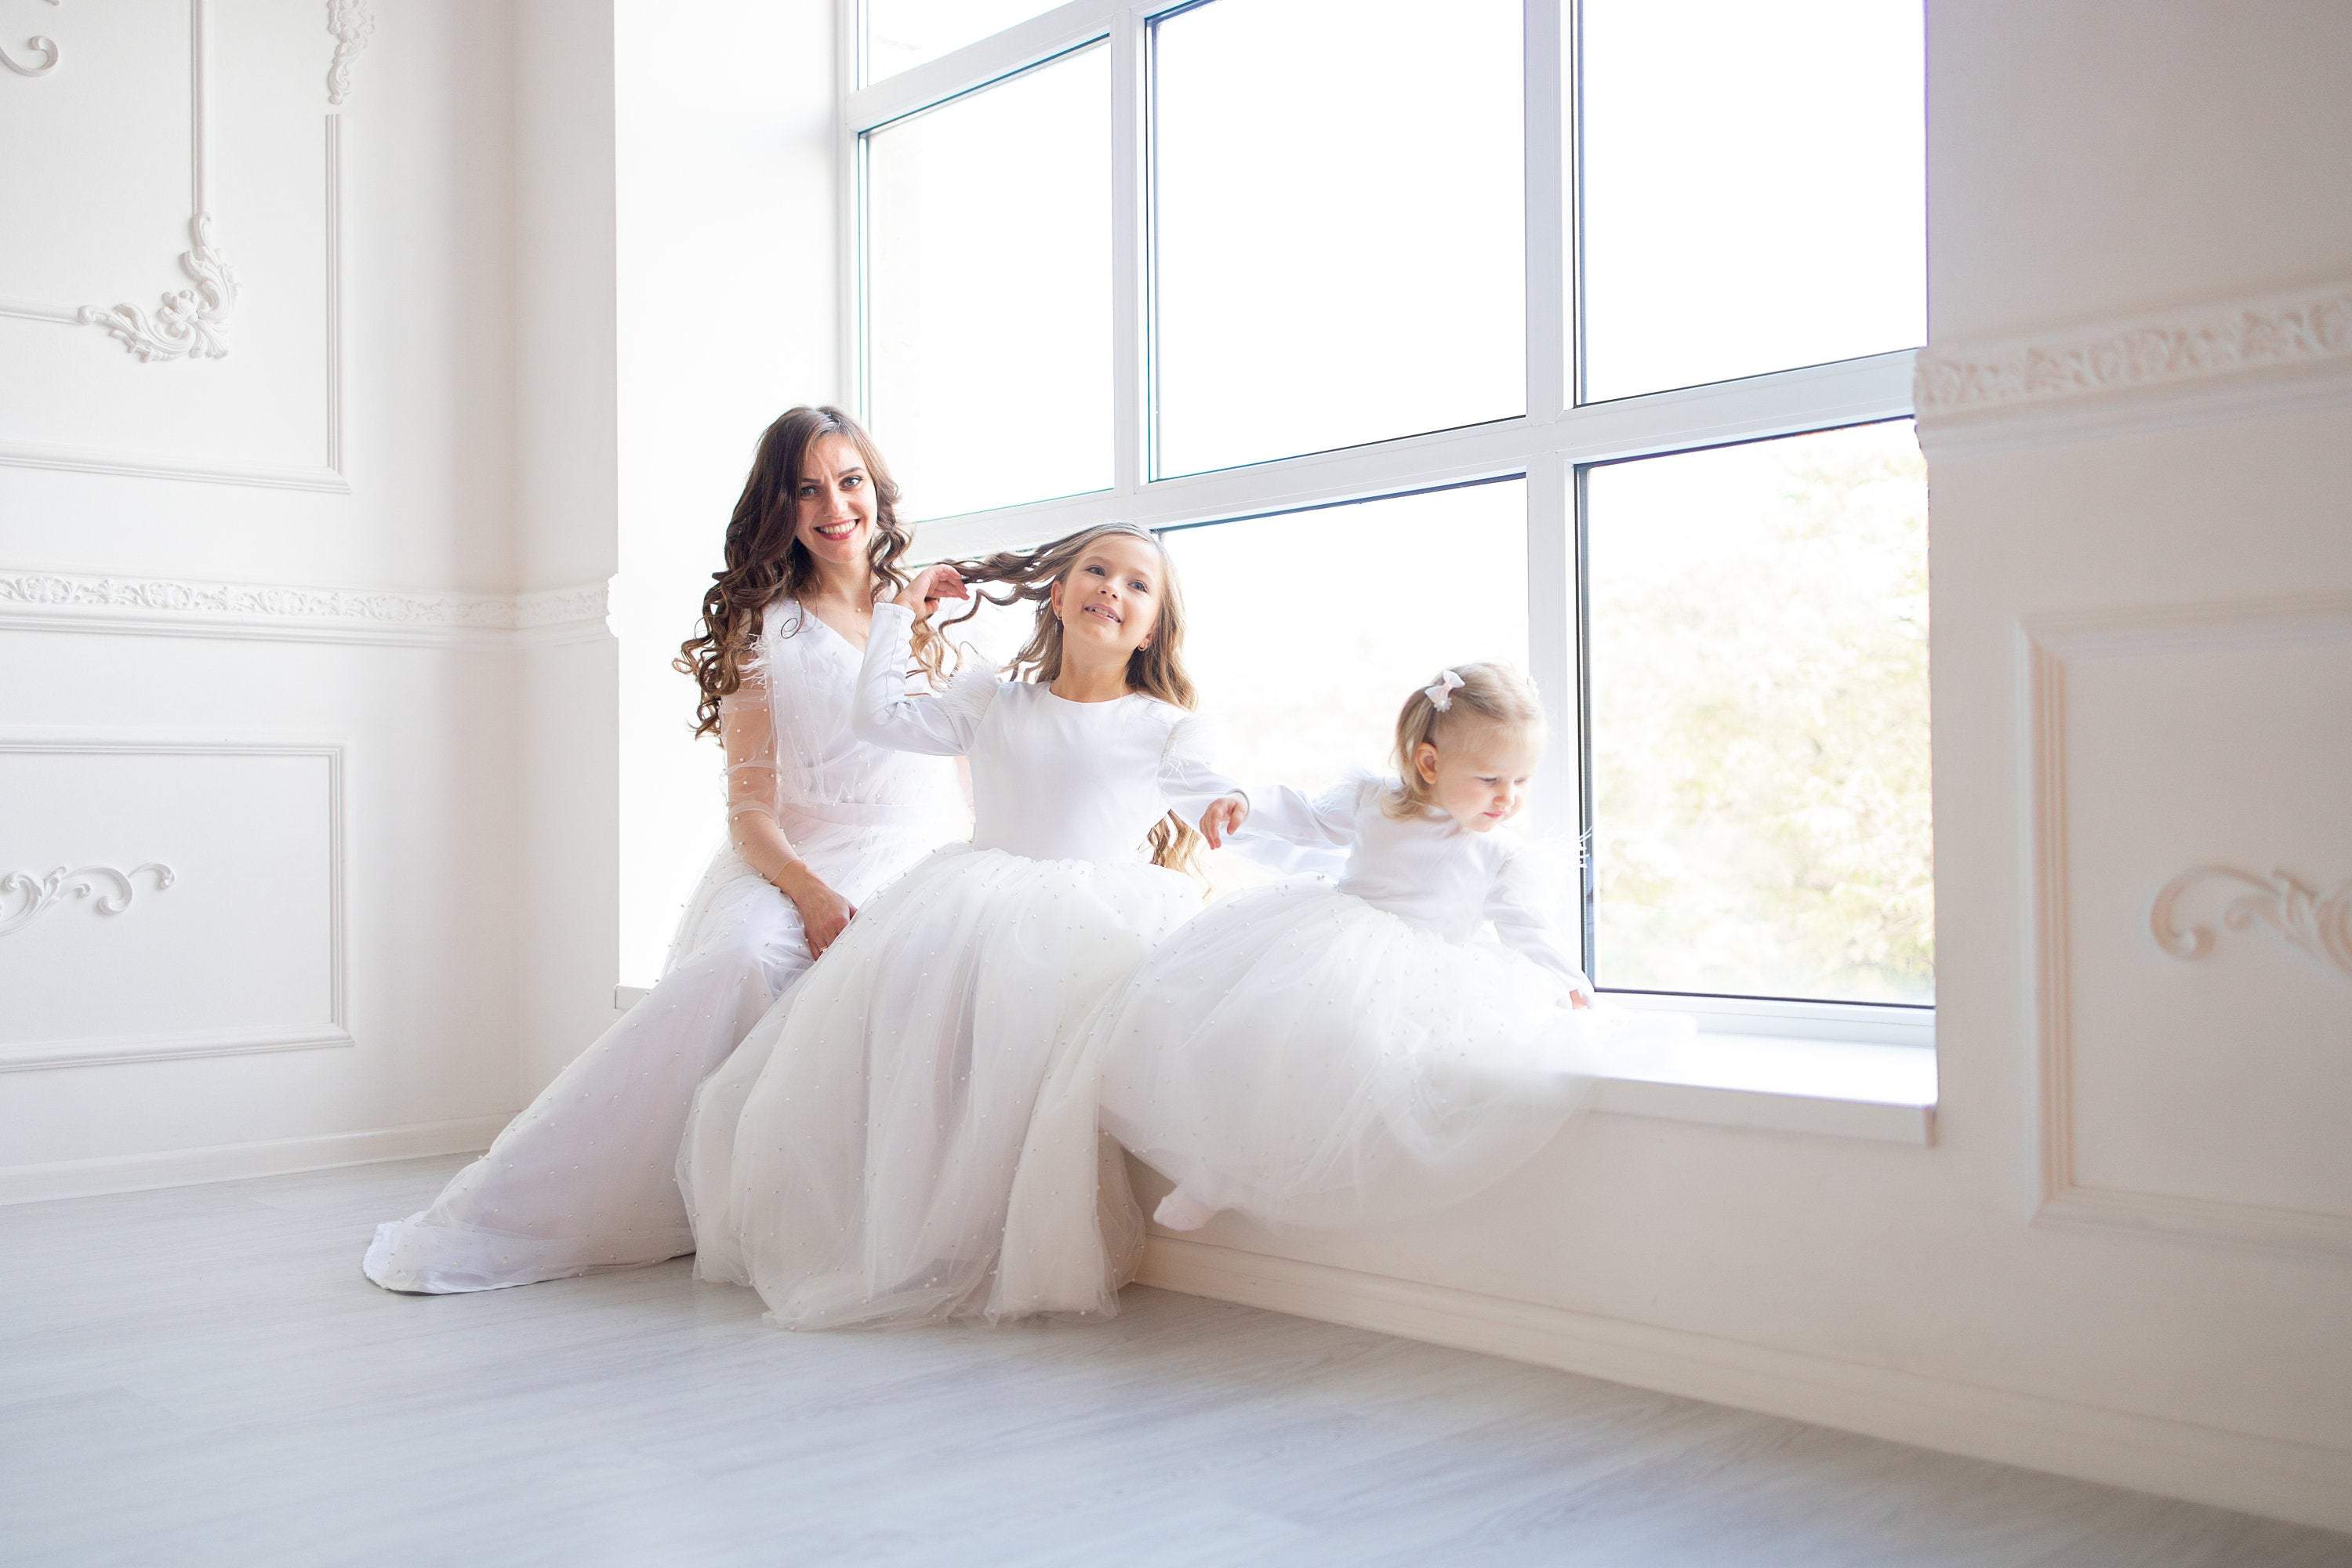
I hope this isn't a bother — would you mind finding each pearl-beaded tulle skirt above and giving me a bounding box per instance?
[680,844,1198,1329]
[1091,880,1649,1232]
[362,811,951,1294]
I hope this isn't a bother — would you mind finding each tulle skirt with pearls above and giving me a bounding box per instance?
[679,844,1200,1330]
[1091,880,1652,1232]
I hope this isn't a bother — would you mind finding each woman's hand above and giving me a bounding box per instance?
[779,865,857,960]
[895,563,971,619]
[1199,793,1249,850]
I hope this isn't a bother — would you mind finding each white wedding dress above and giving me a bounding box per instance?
[364,598,964,1293]
[1090,768,1668,1232]
[677,600,1253,1329]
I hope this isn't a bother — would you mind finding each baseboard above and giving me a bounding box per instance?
[0,1113,510,1206]
[1138,1235,2352,1535]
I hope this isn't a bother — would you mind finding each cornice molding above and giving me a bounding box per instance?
[1915,281,2352,449]
[0,568,612,648]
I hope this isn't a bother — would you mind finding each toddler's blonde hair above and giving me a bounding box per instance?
[1385,662,1546,820]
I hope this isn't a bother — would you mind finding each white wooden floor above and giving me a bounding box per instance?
[5,1156,2349,1568]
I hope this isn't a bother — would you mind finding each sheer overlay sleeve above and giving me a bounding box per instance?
[1156,711,1251,825]
[719,655,783,836]
[852,601,996,756]
[1227,768,1376,877]
[1485,842,1595,1000]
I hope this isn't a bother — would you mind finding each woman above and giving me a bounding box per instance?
[365,406,965,1293]
[679,524,1261,1328]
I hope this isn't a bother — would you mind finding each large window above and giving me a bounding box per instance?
[847,0,1930,1040]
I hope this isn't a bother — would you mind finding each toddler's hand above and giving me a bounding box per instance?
[1200,794,1249,849]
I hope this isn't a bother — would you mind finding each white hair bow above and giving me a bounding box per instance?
[1423,668,1465,711]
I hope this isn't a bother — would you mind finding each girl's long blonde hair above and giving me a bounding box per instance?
[1386,662,1546,820]
[676,405,944,739]
[938,522,1205,874]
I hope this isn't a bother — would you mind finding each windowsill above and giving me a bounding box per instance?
[1586,1031,1936,1145]
[611,988,1938,1147]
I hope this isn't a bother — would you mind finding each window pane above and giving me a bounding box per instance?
[1577,0,1925,401]
[866,1,1065,82]
[1584,423,1932,1004]
[1162,482,1530,889]
[866,47,1112,521]
[1152,0,1523,477]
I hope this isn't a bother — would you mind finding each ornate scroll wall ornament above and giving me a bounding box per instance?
[0,862,176,938]
[77,213,237,361]
[1,0,60,78]
[2151,866,2352,982]
[325,0,372,106]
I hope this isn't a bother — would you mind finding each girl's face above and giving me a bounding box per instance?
[1049,532,1164,662]
[1414,721,1543,833]
[791,433,876,568]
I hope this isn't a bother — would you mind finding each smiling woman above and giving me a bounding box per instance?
[363,408,967,1294]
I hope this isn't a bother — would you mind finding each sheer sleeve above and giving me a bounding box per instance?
[1485,841,1595,999]
[719,656,782,833]
[1156,711,1251,824]
[1226,768,1375,878]
[852,601,996,756]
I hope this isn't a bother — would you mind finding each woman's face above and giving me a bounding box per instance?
[791,433,877,569]
[1050,532,1164,661]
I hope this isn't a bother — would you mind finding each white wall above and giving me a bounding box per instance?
[1134,0,2352,1533]
[609,0,842,996]
[0,1,554,1192]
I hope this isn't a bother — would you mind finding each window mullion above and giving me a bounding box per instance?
[1523,0,1568,425]
[1109,8,1147,495]
[1525,447,1581,854]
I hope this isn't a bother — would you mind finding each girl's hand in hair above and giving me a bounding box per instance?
[896,563,971,619]
[1199,793,1250,850]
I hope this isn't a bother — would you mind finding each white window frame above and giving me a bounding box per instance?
[840,0,1931,1053]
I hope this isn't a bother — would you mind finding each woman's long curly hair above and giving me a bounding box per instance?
[677,406,943,738]
[936,522,1207,875]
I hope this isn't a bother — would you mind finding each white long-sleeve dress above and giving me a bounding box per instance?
[677,600,1250,1329]
[364,598,964,1294]
[1091,767,1631,1232]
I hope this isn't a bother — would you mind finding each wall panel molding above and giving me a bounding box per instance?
[0,568,612,648]
[0,0,354,490]
[0,732,350,1073]
[2020,592,2352,1258]
[1917,280,2352,454]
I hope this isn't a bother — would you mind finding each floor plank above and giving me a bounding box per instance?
[2,1156,2347,1567]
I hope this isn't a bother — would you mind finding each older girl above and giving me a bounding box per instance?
[681,522,1265,1328]
[365,407,964,1293]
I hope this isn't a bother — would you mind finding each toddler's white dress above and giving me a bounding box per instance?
[677,600,1254,1328]
[364,598,963,1293]
[1092,768,1621,1232]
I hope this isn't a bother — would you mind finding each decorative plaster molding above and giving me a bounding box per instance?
[1,0,60,79]
[2023,593,2352,1259]
[0,862,175,938]
[0,734,349,1073]
[1919,282,2352,416]
[78,212,237,361]
[2153,866,2352,982]
[0,568,613,647]
[325,0,371,107]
